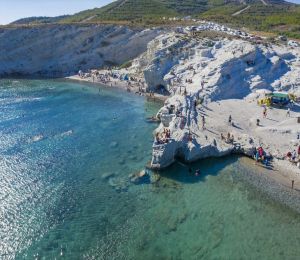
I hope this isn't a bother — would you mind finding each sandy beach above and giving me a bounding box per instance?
[202,98,300,185]
[66,72,169,102]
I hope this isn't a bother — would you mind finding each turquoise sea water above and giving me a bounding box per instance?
[1,79,300,260]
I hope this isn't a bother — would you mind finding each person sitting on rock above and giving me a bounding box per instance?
[221,133,225,141]
[258,147,264,158]
[155,133,161,144]
[188,131,193,142]
[286,151,292,161]
[255,151,259,163]
[166,129,171,139]
[226,132,231,143]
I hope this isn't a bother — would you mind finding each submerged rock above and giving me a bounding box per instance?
[150,172,161,184]
[108,177,128,192]
[129,170,151,184]
[101,172,115,180]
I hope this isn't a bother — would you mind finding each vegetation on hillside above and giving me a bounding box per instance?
[9,0,300,39]
[202,3,300,38]
[11,15,70,25]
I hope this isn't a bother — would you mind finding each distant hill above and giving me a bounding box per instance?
[11,15,70,25]
[10,0,300,38]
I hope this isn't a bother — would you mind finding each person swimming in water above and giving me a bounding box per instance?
[195,169,201,176]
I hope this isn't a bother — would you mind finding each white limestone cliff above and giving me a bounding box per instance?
[129,31,300,170]
[0,25,161,76]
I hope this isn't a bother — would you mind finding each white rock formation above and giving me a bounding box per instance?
[0,25,161,76]
[129,31,300,169]
[132,32,300,99]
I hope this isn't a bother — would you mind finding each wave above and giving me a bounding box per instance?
[31,135,44,142]
[60,130,73,137]
[0,97,43,106]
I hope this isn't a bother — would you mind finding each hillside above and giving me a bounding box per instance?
[201,1,300,37]
[61,0,300,38]
[11,15,70,25]
[62,0,208,23]
[9,0,300,38]
[61,0,295,21]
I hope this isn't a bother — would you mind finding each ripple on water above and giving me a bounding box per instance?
[1,79,300,260]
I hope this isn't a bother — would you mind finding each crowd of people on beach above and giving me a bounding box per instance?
[155,128,171,145]
[259,104,300,169]
[78,69,147,93]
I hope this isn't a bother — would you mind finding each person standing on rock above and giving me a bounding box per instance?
[184,87,187,96]
[194,100,198,110]
[286,108,290,117]
[263,107,267,118]
[228,115,232,125]
[202,115,206,130]
[188,130,193,142]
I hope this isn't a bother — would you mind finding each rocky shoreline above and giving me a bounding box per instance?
[66,23,300,208]
[68,72,300,194]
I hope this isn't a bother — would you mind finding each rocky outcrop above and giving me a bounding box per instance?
[131,32,300,98]
[150,95,259,169]
[0,25,161,77]
[124,30,300,169]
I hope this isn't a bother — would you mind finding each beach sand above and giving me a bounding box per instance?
[66,73,168,102]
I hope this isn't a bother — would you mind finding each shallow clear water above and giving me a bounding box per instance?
[1,79,300,260]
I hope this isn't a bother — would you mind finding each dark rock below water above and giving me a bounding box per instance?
[150,173,161,184]
[129,170,151,185]
[108,177,128,192]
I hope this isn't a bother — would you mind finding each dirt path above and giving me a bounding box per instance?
[232,5,251,16]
